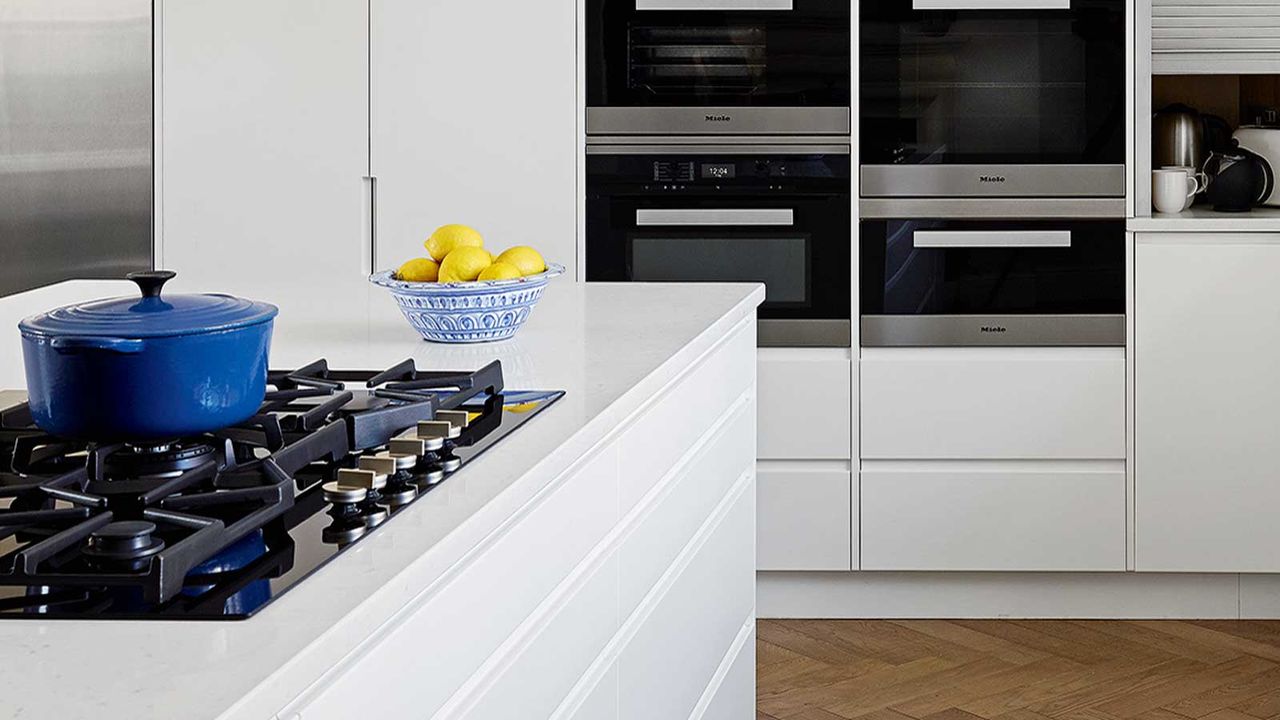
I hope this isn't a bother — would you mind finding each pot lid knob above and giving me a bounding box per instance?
[126,270,177,300]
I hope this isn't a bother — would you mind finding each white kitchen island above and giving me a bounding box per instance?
[0,279,764,720]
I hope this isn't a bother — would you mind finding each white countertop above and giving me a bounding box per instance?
[1129,206,1280,233]
[0,277,764,720]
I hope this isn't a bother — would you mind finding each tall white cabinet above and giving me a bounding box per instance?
[1135,232,1280,572]
[160,0,370,290]
[370,0,579,276]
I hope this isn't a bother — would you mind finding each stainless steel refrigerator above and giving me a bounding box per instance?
[0,0,153,297]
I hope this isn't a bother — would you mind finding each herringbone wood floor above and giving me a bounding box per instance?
[758,620,1280,720]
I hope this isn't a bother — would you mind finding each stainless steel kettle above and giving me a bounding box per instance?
[1153,103,1234,170]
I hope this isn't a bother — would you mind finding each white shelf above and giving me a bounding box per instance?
[1129,206,1280,233]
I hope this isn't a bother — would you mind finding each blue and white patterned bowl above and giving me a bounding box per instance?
[369,263,564,343]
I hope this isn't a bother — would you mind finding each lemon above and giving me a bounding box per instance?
[425,224,484,262]
[494,246,546,276]
[396,257,439,282]
[438,246,493,282]
[478,261,521,281]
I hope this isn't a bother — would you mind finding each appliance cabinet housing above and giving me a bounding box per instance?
[1135,232,1280,572]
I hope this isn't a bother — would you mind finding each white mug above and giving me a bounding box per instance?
[1161,165,1207,210]
[1153,168,1198,214]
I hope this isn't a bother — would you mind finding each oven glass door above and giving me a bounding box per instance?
[860,219,1125,346]
[587,0,850,109]
[860,0,1125,176]
[587,152,850,345]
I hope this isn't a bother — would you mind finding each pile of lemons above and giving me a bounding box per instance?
[397,224,546,284]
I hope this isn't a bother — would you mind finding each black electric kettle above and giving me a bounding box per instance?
[1203,140,1275,212]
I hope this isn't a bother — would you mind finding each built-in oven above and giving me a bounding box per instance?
[860,0,1126,198]
[860,204,1125,346]
[587,143,851,346]
[586,0,851,135]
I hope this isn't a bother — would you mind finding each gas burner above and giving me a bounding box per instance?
[98,440,224,481]
[84,520,166,569]
[0,357,563,619]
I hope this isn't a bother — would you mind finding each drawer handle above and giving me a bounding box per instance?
[637,0,793,9]
[913,231,1072,249]
[635,208,795,226]
[913,0,1069,8]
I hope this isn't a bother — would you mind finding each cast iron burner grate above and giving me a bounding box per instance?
[0,358,563,619]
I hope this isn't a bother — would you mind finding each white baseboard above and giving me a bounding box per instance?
[758,571,1280,619]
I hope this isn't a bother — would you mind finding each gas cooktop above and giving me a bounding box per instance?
[0,359,562,619]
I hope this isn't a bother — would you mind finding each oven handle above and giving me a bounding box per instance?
[912,0,1070,8]
[913,230,1072,249]
[637,0,793,9]
[635,208,795,227]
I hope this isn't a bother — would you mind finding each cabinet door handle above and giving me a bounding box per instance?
[637,0,792,9]
[913,0,1069,8]
[913,230,1072,248]
[363,176,377,274]
[635,208,794,226]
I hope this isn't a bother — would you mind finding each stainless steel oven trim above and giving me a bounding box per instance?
[588,107,851,136]
[760,319,851,347]
[589,135,851,147]
[636,208,796,226]
[859,198,1125,219]
[860,315,1126,347]
[637,0,794,8]
[860,165,1126,198]
[588,143,851,155]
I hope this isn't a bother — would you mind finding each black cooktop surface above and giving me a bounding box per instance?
[0,359,562,619]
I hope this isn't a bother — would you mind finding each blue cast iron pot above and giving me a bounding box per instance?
[18,271,278,442]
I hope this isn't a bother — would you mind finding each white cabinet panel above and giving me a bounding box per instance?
[460,554,620,720]
[698,624,756,720]
[1135,234,1280,572]
[758,348,852,459]
[861,462,1126,571]
[757,462,852,571]
[162,0,368,290]
[294,447,619,719]
[371,0,578,277]
[562,663,618,720]
[619,403,753,619]
[618,486,755,720]
[619,325,754,513]
[861,348,1125,460]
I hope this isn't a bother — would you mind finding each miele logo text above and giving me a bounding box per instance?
[705,114,731,122]
[979,175,1007,183]
[980,326,1008,334]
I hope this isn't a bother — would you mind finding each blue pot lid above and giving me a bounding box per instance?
[19,271,278,339]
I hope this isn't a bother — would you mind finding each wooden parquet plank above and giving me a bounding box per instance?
[950,621,1119,665]
[1074,622,1240,666]
[889,656,1084,718]
[1133,623,1280,664]
[963,657,1204,718]
[892,621,1051,666]
[825,657,1025,719]
[758,656,960,718]
[1229,687,1280,718]
[1160,665,1280,717]
[1092,656,1278,718]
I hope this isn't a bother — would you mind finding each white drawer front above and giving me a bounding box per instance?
[619,323,754,513]
[294,447,620,719]
[861,463,1126,571]
[861,348,1125,460]
[758,348,851,460]
[757,462,852,571]
[459,554,620,720]
[619,484,755,720]
[619,401,753,620]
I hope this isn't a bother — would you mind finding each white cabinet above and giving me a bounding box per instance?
[861,347,1126,460]
[161,0,369,289]
[1135,233,1280,572]
[861,462,1126,571]
[758,348,852,459]
[371,0,579,276]
[756,462,852,571]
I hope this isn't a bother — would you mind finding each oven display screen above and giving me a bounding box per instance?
[701,163,736,180]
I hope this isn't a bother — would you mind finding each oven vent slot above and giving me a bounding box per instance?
[653,161,695,182]
[629,25,767,96]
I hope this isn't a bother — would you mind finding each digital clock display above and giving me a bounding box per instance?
[701,163,736,180]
